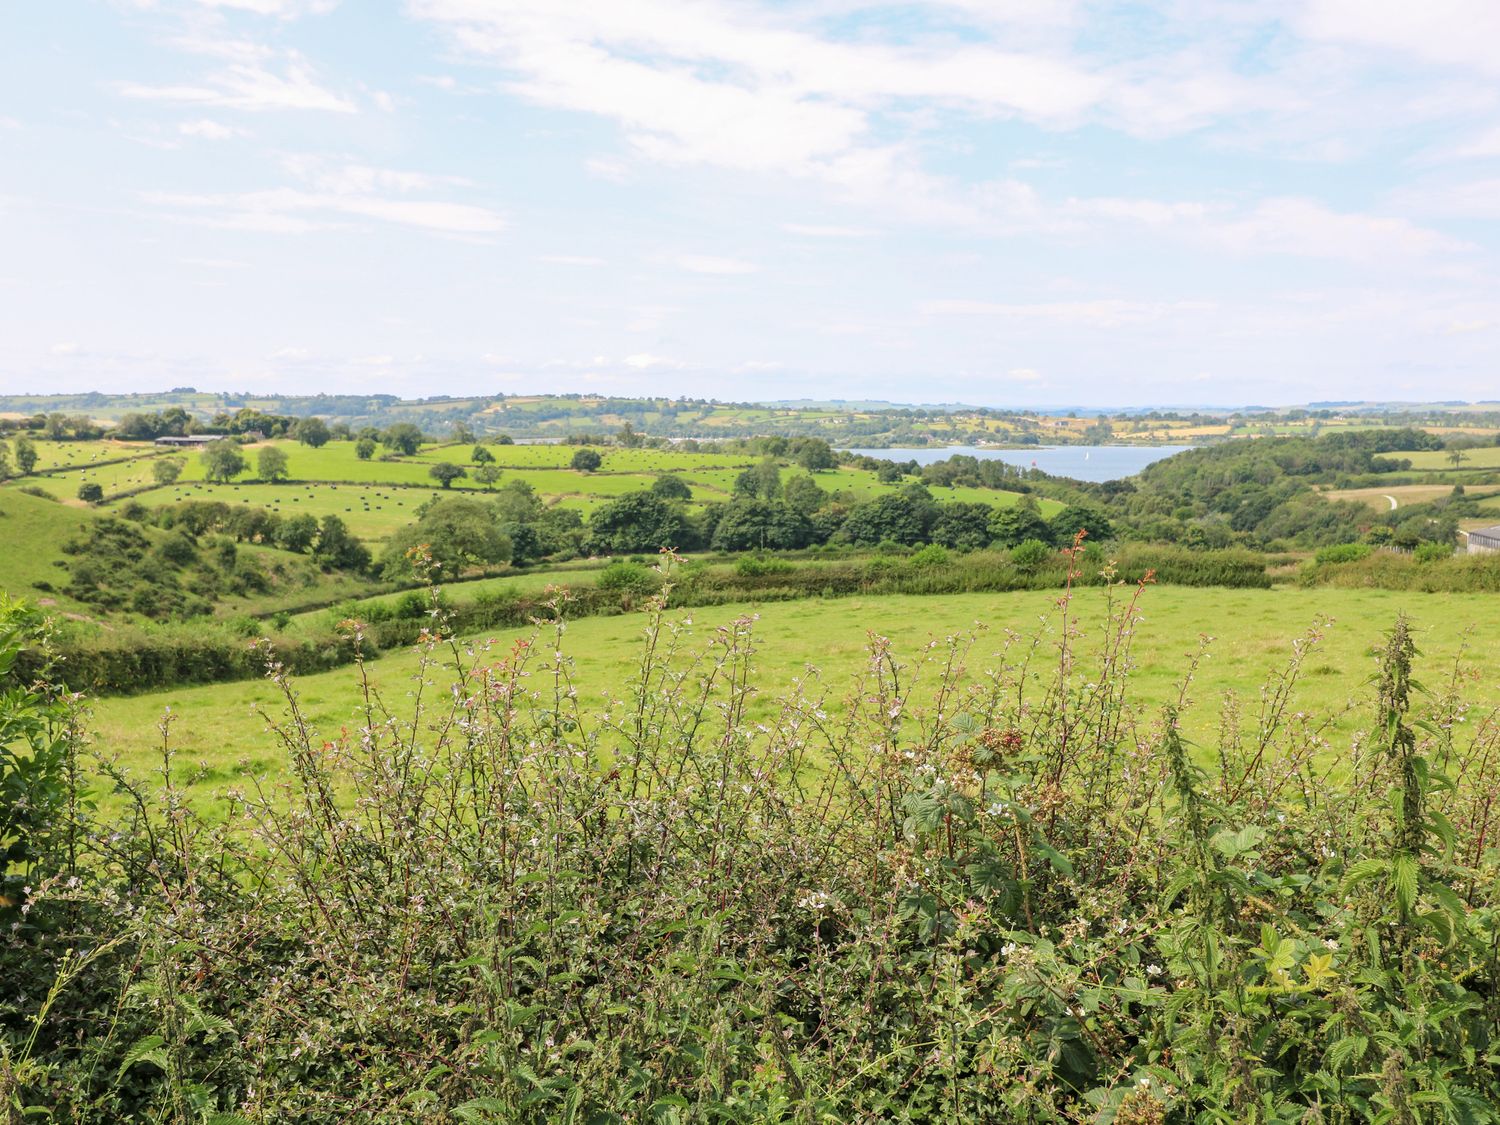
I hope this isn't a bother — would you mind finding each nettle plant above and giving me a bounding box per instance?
[3,546,1499,1123]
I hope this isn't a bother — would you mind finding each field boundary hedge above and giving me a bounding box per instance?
[24,545,1270,695]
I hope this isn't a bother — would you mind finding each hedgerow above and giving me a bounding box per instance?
[3,549,1498,1121]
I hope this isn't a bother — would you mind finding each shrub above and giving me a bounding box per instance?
[907,543,950,568]
[596,559,660,594]
[1010,538,1053,573]
[735,554,794,577]
[1414,541,1452,563]
[1315,542,1371,565]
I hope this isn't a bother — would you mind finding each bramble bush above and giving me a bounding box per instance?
[5,550,1499,1121]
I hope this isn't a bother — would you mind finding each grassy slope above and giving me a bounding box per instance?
[0,489,97,613]
[87,584,1489,806]
[73,441,1055,542]
[0,484,368,623]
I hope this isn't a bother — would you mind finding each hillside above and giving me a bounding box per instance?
[0,488,98,615]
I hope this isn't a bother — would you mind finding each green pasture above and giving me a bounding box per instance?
[173,441,441,486]
[25,442,157,472]
[409,442,760,474]
[21,454,168,500]
[85,585,1496,807]
[128,481,441,542]
[87,440,1043,522]
[1405,446,1500,471]
[0,489,96,612]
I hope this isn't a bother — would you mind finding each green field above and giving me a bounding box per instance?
[21,450,169,501]
[0,489,97,612]
[5,438,1052,532]
[26,442,157,472]
[127,480,441,542]
[87,584,1486,806]
[1405,446,1500,470]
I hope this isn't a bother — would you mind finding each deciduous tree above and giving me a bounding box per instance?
[201,440,247,484]
[429,462,467,489]
[257,446,290,483]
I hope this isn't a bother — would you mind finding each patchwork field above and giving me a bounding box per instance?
[3,438,1054,547]
[86,584,1494,807]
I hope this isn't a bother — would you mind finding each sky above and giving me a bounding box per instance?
[2,1,1500,408]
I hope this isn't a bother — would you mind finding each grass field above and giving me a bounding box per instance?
[5,439,1052,533]
[0,489,97,612]
[21,452,170,501]
[128,480,443,542]
[26,442,158,472]
[86,584,1492,807]
[1323,484,1469,511]
[1405,446,1500,470]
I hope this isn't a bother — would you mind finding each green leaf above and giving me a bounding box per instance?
[453,1096,509,1123]
[1327,1035,1368,1071]
[1343,858,1387,888]
[1035,843,1073,877]
[1392,853,1418,915]
[117,1034,168,1078]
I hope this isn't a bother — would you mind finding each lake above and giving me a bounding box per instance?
[839,444,1193,483]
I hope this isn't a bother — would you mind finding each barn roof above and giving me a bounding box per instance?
[1468,524,1500,540]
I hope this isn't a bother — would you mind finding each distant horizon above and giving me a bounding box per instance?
[4,385,1500,418]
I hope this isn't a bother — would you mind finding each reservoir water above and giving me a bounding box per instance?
[840,444,1193,483]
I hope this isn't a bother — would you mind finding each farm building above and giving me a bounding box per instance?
[153,435,215,447]
[1468,525,1500,554]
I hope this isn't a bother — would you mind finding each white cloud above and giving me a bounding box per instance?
[1208,197,1465,262]
[179,0,341,15]
[270,346,311,360]
[1007,367,1043,382]
[1400,179,1500,220]
[118,46,355,113]
[147,187,507,233]
[1299,0,1500,76]
[675,254,756,275]
[783,223,875,238]
[1445,319,1496,335]
[623,352,681,369]
[142,158,506,235]
[1444,127,1500,159]
[921,298,1202,328]
[178,118,243,139]
[404,1,1463,262]
[584,157,631,182]
[538,254,606,266]
[50,342,82,356]
[409,0,1278,195]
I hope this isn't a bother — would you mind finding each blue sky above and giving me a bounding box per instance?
[3,0,1499,406]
